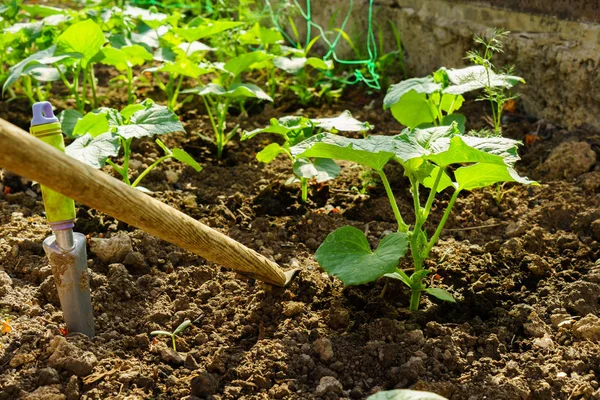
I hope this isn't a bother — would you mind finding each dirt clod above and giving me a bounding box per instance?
[89,233,132,264]
[573,314,600,342]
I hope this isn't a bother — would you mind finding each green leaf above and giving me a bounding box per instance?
[421,165,454,193]
[427,135,520,167]
[173,319,192,335]
[72,110,111,138]
[383,271,412,288]
[242,116,312,141]
[425,288,456,303]
[23,64,62,82]
[224,51,272,78]
[65,133,120,169]
[116,100,184,139]
[315,227,409,286]
[454,163,536,191]
[256,143,284,163]
[291,133,397,171]
[440,114,466,133]
[150,331,172,337]
[173,20,244,42]
[442,66,525,95]
[293,158,340,183]
[383,77,442,108]
[56,19,106,67]
[123,6,167,29]
[21,4,64,17]
[312,110,372,132]
[367,389,448,400]
[2,45,78,95]
[305,57,333,70]
[120,104,145,120]
[390,90,436,128]
[57,109,83,139]
[184,83,273,101]
[151,58,213,79]
[237,22,283,46]
[177,41,215,55]
[273,56,308,74]
[171,149,202,172]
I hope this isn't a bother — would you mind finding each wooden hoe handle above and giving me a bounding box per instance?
[0,118,289,286]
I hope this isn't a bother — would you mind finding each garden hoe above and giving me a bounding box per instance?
[0,102,297,337]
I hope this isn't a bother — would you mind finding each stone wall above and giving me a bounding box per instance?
[300,0,600,129]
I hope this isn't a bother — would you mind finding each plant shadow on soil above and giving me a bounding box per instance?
[1,92,600,399]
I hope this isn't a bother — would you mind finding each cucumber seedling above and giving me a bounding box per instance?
[151,320,191,352]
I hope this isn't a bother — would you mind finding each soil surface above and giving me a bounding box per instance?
[1,89,600,400]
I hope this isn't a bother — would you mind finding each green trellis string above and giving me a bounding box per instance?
[265,0,380,89]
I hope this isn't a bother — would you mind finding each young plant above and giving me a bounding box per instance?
[383,64,524,132]
[465,29,521,135]
[95,44,153,105]
[242,110,372,202]
[182,51,274,159]
[290,123,536,311]
[63,99,201,189]
[151,319,191,352]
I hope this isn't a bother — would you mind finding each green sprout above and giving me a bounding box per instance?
[151,319,192,352]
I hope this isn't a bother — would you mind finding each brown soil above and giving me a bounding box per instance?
[1,89,600,400]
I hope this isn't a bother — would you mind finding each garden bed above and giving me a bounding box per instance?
[1,90,600,400]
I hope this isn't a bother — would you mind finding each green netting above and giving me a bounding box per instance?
[264,0,380,89]
[130,0,381,88]
[265,0,381,89]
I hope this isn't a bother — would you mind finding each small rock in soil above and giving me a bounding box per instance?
[0,269,12,296]
[282,301,305,317]
[572,314,600,342]
[328,306,350,330]
[46,336,97,376]
[22,385,66,400]
[65,375,79,400]
[36,367,60,385]
[315,376,343,397]
[523,254,551,276]
[523,312,551,338]
[191,372,219,397]
[536,141,597,180]
[123,251,147,272]
[578,171,600,191]
[10,351,35,368]
[160,347,185,366]
[399,356,426,382]
[533,334,554,349]
[269,383,292,399]
[561,281,600,315]
[313,338,334,362]
[107,263,137,299]
[89,233,132,264]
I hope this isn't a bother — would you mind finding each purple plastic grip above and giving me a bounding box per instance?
[31,101,58,126]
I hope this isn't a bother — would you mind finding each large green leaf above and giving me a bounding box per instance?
[427,135,521,167]
[2,45,78,94]
[442,66,525,95]
[291,133,397,171]
[224,51,272,78]
[237,23,283,46]
[123,5,168,29]
[97,45,153,71]
[72,110,111,137]
[293,158,340,182]
[367,389,448,400]
[56,19,106,67]
[315,227,409,286]
[454,163,536,191]
[173,20,244,42]
[312,110,372,132]
[65,133,120,169]
[383,77,441,108]
[177,41,215,55]
[148,58,213,78]
[57,109,83,138]
[116,100,184,139]
[390,90,437,128]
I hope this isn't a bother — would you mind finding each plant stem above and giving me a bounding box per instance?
[121,138,132,185]
[132,155,170,187]
[172,335,176,351]
[377,169,409,232]
[301,178,308,202]
[409,289,421,311]
[89,64,98,109]
[171,75,184,111]
[423,189,460,258]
